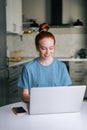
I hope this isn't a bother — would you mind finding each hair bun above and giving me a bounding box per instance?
[39,23,50,32]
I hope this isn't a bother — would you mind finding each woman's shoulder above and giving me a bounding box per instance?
[53,58,67,69]
[54,58,65,65]
[53,58,67,71]
[24,58,38,68]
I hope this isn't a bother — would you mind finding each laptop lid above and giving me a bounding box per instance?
[29,85,86,115]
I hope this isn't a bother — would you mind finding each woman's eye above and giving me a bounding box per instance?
[40,47,46,50]
[39,46,54,50]
[49,47,54,50]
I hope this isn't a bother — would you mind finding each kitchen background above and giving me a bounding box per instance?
[7,0,87,58]
[0,0,87,106]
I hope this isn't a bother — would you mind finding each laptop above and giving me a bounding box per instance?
[29,85,86,115]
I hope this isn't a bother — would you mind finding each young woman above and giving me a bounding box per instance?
[18,24,72,103]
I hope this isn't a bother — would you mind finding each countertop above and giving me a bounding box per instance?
[8,57,87,67]
[0,101,87,130]
[8,57,33,67]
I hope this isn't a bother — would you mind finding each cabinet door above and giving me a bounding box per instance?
[6,0,22,34]
[0,70,8,106]
[6,0,15,33]
[0,0,7,69]
[69,61,87,98]
[8,66,22,104]
[0,0,8,106]
[16,0,22,34]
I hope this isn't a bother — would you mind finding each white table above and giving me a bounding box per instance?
[0,101,87,130]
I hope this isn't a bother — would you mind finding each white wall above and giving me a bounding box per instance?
[6,0,87,58]
[22,0,46,24]
[63,0,87,25]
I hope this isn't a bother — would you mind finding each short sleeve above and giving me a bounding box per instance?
[61,64,72,86]
[17,66,29,89]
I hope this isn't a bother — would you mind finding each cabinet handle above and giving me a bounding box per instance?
[74,62,83,64]
[75,80,83,82]
[74,71,83,73]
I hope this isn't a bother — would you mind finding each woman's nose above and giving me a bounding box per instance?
[46,49,50,54]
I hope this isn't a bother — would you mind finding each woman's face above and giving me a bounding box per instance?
[38,38,55,60]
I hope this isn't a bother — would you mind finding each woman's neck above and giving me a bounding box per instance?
[38,57,53,66]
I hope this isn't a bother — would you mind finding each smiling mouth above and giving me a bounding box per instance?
[45,55,50,57]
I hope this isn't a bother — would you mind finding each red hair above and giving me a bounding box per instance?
[39,23,50,32]
[35,31,55,50]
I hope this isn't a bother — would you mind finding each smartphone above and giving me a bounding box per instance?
[12,106,27,115]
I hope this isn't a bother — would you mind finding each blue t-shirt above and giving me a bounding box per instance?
[18,58,72,89]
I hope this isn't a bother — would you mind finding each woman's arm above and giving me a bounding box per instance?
[21,88,30,103]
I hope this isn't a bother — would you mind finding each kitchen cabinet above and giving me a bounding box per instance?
[0,0,8,106]
[6,0,22,34]
[0,70,8,106]
[7,64,24,104]
[69,61,87,98]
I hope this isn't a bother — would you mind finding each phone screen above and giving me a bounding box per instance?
[12,106,27,115]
